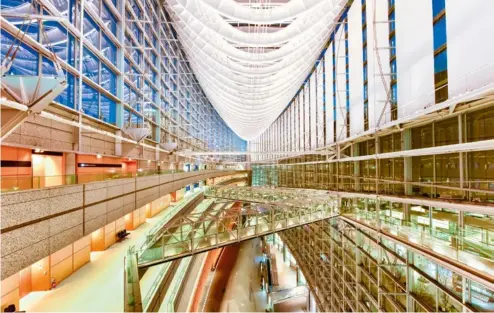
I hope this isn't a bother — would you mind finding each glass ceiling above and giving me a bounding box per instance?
[165,0,347,140]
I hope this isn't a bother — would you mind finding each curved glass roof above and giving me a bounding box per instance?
[166,0,347,140]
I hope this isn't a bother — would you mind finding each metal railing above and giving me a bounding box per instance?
[161,257,192,313]
[137,197,339,268]
[138,191,204,255]
[342,209,494,279]
[142,263,172,310]
[262,173,494,203]
[0,169,239,193]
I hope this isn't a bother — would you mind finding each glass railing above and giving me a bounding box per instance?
[343,210,494,279]
[142,263,172,310]
[138,190,203,257]
[204,186,335,207]
[0,169,238,193]
[161,256,192,313]
[124,246,140,311]
[190,198,215,216]
[252,171,494,204]
[138,199,339,267]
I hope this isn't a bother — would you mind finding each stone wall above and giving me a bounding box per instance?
[0,170,239,278]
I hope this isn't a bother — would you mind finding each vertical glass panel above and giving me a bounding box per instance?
[67,33,77,67]
[41,56,58,75]
[466,106,494,142]
[55,72,76,108]
[100,94,116,125]
[83,14,100,48]
[82,47,99,83]
[467,151,494,202]
[101,34,117,64]
[82,81,99,118]
[412,156,434,183]
[101,3,117,33]
[53,0,70,16]
[390,36,397,57]
[411,269,437,310]
[101,64,117,95]
[412,124,434,149]
[435,153,461,198]
[434,49,448,74]
[43,21,70,62]
[1,30,39,75]
[433,17,447,51]
[467,280,494,312]
[432,0,446,17]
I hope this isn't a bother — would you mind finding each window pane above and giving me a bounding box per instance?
[82,47,99,83]
[433,17,447,51]
[55,72,76,108]
[432,0,445,17]
[101,64,117,95]
[83,14,100,48]
[100,94,116,124]
[82,82,99,118]
[434,50,448,74]
[101,34,117,64]
[1,30,39,75]
[101,3,117,33]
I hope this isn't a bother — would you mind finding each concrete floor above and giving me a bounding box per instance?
[20,208,174,312]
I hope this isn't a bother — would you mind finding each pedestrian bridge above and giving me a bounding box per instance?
[136,186,340,268]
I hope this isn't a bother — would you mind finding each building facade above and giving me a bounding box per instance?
[250,0,494,312]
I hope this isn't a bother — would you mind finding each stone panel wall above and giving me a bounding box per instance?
[0,170,242,278]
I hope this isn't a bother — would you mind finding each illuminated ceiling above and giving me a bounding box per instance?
[166,0,347,140]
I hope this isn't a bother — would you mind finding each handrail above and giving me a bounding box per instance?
[162,257,192,313]
[142,263,172,309]
[124,246,142,312]
[344,210,494,251]
[0,169,242,193]
[257,172,494,200]
[139,191,204,254]
[342,210,494,279]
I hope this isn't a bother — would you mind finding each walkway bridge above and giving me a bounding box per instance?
[136,186,340,269]
[124,186,494,312]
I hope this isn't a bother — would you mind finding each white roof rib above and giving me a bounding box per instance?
[166,0,347,140]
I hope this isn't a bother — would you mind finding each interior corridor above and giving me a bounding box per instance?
[19,208,175,312]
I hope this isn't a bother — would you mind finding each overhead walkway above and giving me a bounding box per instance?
[124,185,494,312]
[124,192,209,311]
[133,187,493,285]
[203,187,494,288]
[135,187,339,268]
[341,211,494,288]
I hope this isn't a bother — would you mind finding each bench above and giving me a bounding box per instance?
[116,229,130,241]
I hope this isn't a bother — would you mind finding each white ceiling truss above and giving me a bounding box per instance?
[165,0,348,140]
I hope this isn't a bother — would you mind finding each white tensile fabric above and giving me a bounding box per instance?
[446,0,494,99]
[166,0,347,140]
